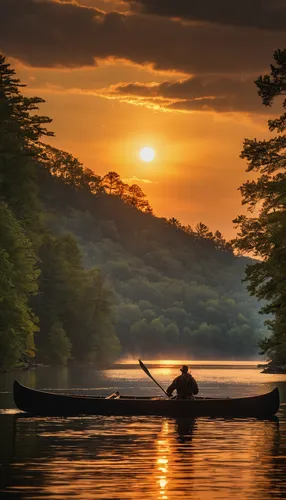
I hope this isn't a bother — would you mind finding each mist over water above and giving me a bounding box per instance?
[1,361,286,500]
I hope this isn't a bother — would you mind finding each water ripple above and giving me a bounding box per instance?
[1,363,286,500]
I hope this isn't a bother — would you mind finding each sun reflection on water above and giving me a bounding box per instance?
[156,420,170,500]
[1,362,286,500]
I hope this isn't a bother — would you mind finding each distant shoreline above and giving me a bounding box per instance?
[259,363,286,374]
[2,359,286,374]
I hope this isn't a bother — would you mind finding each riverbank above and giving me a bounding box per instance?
[258,362,286,374]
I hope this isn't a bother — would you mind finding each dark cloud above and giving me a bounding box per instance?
[0,0,284,74]
[68,0,129,12]
[102,76,269,113]
[126,0,286,32]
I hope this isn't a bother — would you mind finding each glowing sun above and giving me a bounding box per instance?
[139,146,155,162]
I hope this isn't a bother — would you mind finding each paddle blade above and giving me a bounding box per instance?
[138,359,150,376]
[138,359,169,397]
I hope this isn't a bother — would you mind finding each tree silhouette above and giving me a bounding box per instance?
[41,145,102,193]
[195,222,213,239]
[0,55,53,230]
[233,49,286,370]
[102,171,122,195]
[168,217,182,229]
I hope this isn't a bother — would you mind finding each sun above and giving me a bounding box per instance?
[139,146,156,163]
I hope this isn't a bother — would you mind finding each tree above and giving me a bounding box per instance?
[125,183,146,208]
[121,183,152,213]
[101,172,153,212]
[47,321,72,365]
[34,233,84,355]
[213,230,232,252]
[0,54,53,220]
[0,202,39,369]
[0,55,53,149]
[168,217,182,229]
[183,224,195,235]
[41,145,102,193]
[116,180,129,198]
[195,222,214,239]
[34,233,120,365]
[233,49,286,370]
[102,171,122,195]
[0,55,265,367]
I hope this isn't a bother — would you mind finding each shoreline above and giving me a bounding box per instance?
[258,362,286,374]
[1,360,286,374]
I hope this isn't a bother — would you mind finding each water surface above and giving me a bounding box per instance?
[1,361,286,499]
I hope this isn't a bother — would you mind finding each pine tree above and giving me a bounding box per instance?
[0,55,53,149]
[0,54,53,231]
[233,49,286,371]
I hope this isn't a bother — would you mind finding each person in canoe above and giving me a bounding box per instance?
[166,365,199,399]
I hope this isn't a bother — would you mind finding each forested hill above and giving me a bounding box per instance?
[37,156,264,360]
[0,55,264,370]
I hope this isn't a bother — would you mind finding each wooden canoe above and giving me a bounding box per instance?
[13,381,280,417]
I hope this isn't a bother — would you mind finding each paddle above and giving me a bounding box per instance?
[105,391,120,399]
[138,359,170,398]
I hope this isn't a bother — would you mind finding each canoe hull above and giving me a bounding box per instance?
[13,381,280,418]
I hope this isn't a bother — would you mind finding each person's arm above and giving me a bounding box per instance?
[190,375,199,395]
[166,378,177,396]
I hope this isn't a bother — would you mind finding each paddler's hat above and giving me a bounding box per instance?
[180,365,189,373]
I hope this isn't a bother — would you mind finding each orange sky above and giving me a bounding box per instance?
[1,0,285,239]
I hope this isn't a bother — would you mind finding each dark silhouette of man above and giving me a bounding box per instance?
[167,365,199,399]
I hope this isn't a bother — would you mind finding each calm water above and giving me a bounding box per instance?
[1,361,286,500]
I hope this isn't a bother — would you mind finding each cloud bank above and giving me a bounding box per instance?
[0,0,284,115]
[0,0,284,74]
[100,76,269,113]
[126,0,286,31]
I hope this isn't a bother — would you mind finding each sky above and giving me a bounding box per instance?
[0,0,285,238]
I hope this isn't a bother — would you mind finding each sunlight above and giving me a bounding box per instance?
[139,146,156,162]
[155,420,170,500]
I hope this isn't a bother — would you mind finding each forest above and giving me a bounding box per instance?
[0,54,272,369]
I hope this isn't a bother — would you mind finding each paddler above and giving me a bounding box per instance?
[166,365,199,399]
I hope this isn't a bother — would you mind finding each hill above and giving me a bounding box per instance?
[37,156,265,360]
[0,54,264,369]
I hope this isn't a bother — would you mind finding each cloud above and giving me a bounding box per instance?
[123,176,154,184]
[99,76,270,113]
[62,0,128,12]
[126,0,286,32]
[0,0,284,75]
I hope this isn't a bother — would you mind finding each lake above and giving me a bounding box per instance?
[1,360,286,500]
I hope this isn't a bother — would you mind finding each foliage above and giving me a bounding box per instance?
[47,321,72,365]
[0,55,53,233]
[42,146,153,214]
[0,54,269,368]
[41,145,102,194]
[233,49,286,368]
[33,233,119,364]
[38,165,264,359]
[0,202,39,369]
[0,55,119,369]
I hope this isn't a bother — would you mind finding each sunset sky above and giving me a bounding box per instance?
[1,0,285,238]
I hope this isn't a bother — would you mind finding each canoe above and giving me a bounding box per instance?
[13,380,280,417]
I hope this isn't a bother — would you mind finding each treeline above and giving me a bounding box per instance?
[0,55,120,369]
[0,55,266,370]
[233,49,286,372]
[37,142,264,360]
[41,144,232,251]
[39,167,264,359]
[41,146,153,214]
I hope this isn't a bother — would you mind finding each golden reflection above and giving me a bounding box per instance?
[115,358,262,367]
[156,368,172,376]
[159,478,167,488]
[7,413,285,500]
[155,420,170,500]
